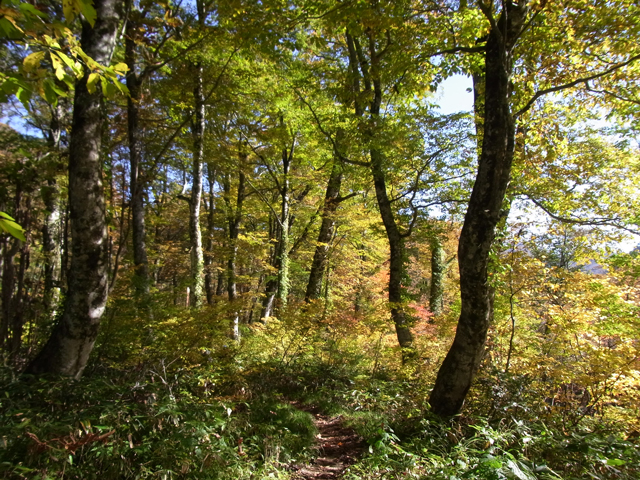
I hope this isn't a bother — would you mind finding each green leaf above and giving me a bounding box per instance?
[87,73,100,94]
[18,3,48,19]
[16,86,32,110]
[606,458,626,466]
[0,212,16,221]
[0,218,26,242]
[62,0,76,23]
[79,0,97,27]
[113,63,130,75]
[43,79,59,106]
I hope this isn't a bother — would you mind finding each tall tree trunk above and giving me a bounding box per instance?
[348,28,414,354]
[276,147,291,309]
[429,3,527,416]
[261,213,278,320]
[429,236,446,318]
[224,157,246,340]
[42,105,63,319]
[370,148,414,352]
[1,239,19,352]
[25,0,120,378]
[305,160,342,301]
[125,20,149,296]
[189,63,205,307]
[204,168,216,304]
[10,196,31,362]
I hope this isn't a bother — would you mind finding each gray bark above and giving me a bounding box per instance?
[25,0,120,378]
[189,63,205,307]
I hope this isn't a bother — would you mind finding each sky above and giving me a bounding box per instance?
[437,74,474,115]
[436,74,639,253]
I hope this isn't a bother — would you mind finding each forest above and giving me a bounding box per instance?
[1,0,640,478]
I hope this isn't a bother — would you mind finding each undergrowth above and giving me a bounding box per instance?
[2,312,639,480]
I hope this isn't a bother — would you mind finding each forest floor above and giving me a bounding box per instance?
[290,402,366,479]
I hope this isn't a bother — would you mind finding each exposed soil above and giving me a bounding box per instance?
[290,403,366,479]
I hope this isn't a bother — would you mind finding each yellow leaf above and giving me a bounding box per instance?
[86,73,100,93]
[113,63,129,75]
[23,51,45,73]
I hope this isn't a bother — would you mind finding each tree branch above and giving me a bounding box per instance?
[515,53,640,118]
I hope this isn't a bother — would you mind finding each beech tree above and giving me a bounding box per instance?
[26,0,121,377]
[429,0,640,416]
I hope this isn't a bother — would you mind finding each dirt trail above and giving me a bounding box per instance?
[291,404,366,479]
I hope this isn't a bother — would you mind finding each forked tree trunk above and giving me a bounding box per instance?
[25,0,120,378]
[346,29,414,356]
[429,3,527,416]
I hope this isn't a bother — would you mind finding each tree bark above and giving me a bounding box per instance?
[25,0,120,378]
[276,147,291,309]
[429,236,446,318]
[42,105,63,319]
[429,2,527,416]
[125,19,149,296]
[189,63,205,307]
[305,160,342,302]
[347,28,414,355]
[224,158,245,340]
[204,168,216,304]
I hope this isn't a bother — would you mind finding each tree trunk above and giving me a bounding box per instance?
[429,236,446,318]
[370,148,414,352]
[189,63,205,307]
[261,213,278,320]
[224,157,245,341]
[348,28,414,355]
[305,160,342,302]
[204,169,216,304]
[10,196,31,362]
[42,105,63,319]
[125,23,149,296]
[429,3,527,416]
[276,147,291,309]
[25,0,120,378]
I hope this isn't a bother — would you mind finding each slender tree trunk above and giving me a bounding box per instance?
[1,239,19,352]
[261,214,278,320]
[125,24,149,296]
[370,148,414,352]
[348,28,414,354]
[305,160,342,301]
[10,196,31,362]
[189,63,205,307]
[429,3,527,416]
[224,156,245,340]
[429,236,446,318]
[42,105,63,319]
[204,169,216,304]
[277,147,291,309]
[25,0,120,378]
